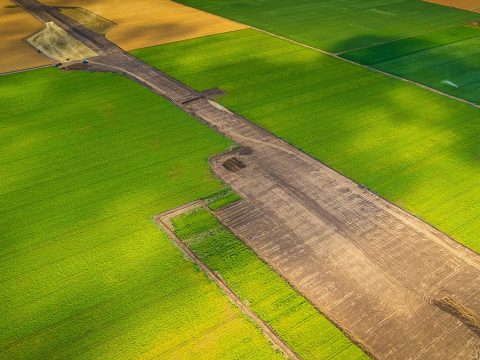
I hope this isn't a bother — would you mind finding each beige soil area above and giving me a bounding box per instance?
[28,21,97,62]
[60,7,115,34]
[43,0,248,50]
[424,0,480,12]
[0,0,51,73]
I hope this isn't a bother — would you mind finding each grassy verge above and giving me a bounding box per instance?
[172,208,369,359]
[203,188,241,210]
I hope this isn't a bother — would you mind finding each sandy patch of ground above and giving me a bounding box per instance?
[43,0,248,50]
[424,0,480,12]
[28,21,97,62]
[60,7,115,34]
[0,0,51,73]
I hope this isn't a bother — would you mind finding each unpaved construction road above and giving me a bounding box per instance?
[16,0,480,358]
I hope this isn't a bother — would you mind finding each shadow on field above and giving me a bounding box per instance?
[134,29,480,232]
[338,31,480,104]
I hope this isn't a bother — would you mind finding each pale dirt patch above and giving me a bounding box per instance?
[43,0,249,51]
[424,0,480,12]
[60,7,116,34]
[0,0,51,73]
[28,21,97,62]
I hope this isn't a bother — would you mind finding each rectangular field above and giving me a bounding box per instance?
[172,208,368,360]
[134,29,480,254]
[342,25,480,104]
[0,68,283,359]
[176,0,477,52]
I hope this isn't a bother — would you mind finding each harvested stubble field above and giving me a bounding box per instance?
[176,0,477,53]
[342,25,480,104]
[172,208,368,360]
[42,0,247,51]
[0,68,285,359]
[135,29,480,254]
[0,0,51,73]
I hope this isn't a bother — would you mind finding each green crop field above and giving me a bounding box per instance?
[342,25,480,104]
[172,208,368,359]
[134,29,480,254]
[0,68,285,359]
[176,0,477,52]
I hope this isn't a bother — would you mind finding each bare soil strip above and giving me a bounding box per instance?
[74,51,480,358]
[154,201,301,360]
[16,1,480,358]
[424,0,480,13]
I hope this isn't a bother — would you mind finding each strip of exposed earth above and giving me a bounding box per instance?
[13,0,480,358]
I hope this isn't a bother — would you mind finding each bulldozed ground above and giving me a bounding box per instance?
[424,0,480,12]
[0,0,51,73]
[43,0,248,51]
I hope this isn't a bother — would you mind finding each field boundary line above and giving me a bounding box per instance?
[248,27,480,109]
[0,64,54,76]
[334,23,474,55]
[153,202,301,360]
[171,1,480,110]
[174,0,480,108]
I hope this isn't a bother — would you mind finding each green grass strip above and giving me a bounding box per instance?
[172,208,369,360]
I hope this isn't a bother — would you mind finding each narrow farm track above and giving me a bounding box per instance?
[15,0,480,359]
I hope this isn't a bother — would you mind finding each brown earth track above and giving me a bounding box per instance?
[70,52,480,358]
[15,0,480,358]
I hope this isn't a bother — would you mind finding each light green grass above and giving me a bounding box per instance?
[134,29,480,253]
[176,0,477,52]
[203,189,241,210]
[172,208,368,359]
[0,68,284,359]
[342,25,480,104]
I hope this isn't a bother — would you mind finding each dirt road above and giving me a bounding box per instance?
[16,0,480,358]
